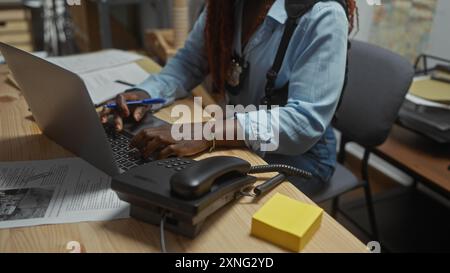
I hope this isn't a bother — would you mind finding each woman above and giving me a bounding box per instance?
[100,0,357,196]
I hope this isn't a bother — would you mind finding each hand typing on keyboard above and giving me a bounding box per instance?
[130,124,213,160]
[105,124,152,172]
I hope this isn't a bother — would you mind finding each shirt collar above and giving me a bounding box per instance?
[267,0,287,24]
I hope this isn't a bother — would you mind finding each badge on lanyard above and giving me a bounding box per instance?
[226,53,249,95]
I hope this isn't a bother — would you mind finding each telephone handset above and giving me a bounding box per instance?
[111,156,311,238]
[170,156,251,199]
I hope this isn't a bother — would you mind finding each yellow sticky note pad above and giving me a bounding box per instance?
[251,193,323,252]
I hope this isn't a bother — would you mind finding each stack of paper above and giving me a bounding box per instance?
[400,76,450,143]
[46,50,150,105]
[409,77,450,104]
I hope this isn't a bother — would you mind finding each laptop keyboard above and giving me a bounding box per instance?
[104,125,153,172]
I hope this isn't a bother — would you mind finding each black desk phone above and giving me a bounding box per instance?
[112,156,312,238]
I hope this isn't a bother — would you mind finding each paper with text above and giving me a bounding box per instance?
[80,63,149,105]
[0,158,129,229]
[46,49,142,74]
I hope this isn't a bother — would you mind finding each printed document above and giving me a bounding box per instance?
[46,49,142,74]
[0,158,129,229]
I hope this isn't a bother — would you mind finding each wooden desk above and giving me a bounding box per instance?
[341,125,450,252]
[375,125,450,195]
[0,60,366,253]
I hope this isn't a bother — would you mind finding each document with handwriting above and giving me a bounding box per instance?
[0,158,129,229]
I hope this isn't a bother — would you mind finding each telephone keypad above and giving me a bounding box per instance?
[155,158,193,172]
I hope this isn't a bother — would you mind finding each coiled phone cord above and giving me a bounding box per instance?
[245,164,313,197]
[249,164,312,178]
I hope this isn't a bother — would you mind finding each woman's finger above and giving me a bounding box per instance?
[131,130,154,149]
[133,106,149,122]
[114,114,123,131]
[116,94,130,118]
[99,107,112,123]
[142,138,163,159]
[158,145,176,159]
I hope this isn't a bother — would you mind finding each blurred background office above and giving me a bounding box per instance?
[2,0,449,60]
[1,0,449,252]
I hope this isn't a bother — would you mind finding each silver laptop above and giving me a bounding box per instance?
[0,42,167,176]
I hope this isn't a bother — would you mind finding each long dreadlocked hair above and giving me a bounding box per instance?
[204,0,358,94]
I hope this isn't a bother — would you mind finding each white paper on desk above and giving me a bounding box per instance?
[406,93,450,110]
[80,63,149,105]
[0,158,129,229]
[46,49,142,74]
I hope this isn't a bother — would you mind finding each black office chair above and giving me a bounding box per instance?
[309,40,414,240]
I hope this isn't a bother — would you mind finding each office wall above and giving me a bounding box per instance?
[345,0,450,186]
[141,0,450,61]
[427,0,450,61]
[353,0,450,61]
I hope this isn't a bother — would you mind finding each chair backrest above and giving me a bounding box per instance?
[334,40,414,147]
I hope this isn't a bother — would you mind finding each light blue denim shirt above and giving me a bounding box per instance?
[135,0,348,184]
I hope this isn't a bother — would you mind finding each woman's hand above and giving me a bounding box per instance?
[130,124,212,159]
[99,90,150,131]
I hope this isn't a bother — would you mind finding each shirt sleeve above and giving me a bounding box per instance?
[235,2,349,156]
[133,10,209,103]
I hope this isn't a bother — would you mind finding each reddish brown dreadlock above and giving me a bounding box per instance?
[204,0,358,94]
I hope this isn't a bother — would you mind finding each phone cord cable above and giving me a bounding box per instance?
[245,165,313,197]
[249,164,313,179]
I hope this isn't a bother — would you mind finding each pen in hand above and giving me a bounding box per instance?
[105,98,167,109]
